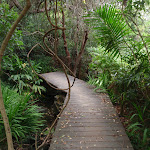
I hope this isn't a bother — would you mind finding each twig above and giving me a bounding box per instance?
[26,31,44,36]
[2,71,18,84]
[0,137,6,143]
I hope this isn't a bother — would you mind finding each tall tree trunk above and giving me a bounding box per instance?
[0,1,31,149]
[73,30,88,75]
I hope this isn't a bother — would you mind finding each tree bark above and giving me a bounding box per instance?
[73,30,88,75]
[0,0,31,149]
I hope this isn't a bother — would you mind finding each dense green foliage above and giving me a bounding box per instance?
[0,3,24,52]
[88,47,120,89]
[0,84,44,146]
[2,54,45,94]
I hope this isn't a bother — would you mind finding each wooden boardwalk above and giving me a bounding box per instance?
[41,72,133,150]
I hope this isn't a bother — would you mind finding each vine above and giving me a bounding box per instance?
[27,0,76,149]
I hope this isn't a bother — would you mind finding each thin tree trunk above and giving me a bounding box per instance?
[73,30,88,75]
[62,10,71,68]
[0,1,31,149]
[0,80,14,149]
[78,59,82,79]
[74,15,79,65]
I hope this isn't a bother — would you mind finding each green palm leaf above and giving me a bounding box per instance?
[91,5,129,57]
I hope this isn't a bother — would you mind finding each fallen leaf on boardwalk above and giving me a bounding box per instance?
[54,140,57,143]
[61,139,66,145]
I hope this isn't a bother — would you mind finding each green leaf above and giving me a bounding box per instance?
[143,128,148,144]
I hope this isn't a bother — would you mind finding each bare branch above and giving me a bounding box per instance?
[13,0,23,10]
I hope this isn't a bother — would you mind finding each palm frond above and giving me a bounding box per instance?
[92,5,129,57]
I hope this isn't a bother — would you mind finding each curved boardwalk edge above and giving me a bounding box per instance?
[40,72,133,150]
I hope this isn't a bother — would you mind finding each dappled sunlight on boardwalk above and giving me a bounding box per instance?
[41,72,133,150]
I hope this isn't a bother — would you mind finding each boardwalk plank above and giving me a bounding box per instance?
[50,141,132,148]
[40,72,133,150]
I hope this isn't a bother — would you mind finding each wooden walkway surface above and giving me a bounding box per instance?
[41,72,133,150]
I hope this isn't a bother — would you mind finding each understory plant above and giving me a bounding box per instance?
[2,54,45,94]
[88,47,121,89]
[0,83,45,148]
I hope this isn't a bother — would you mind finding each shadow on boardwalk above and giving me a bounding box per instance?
[41,72,133,150]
